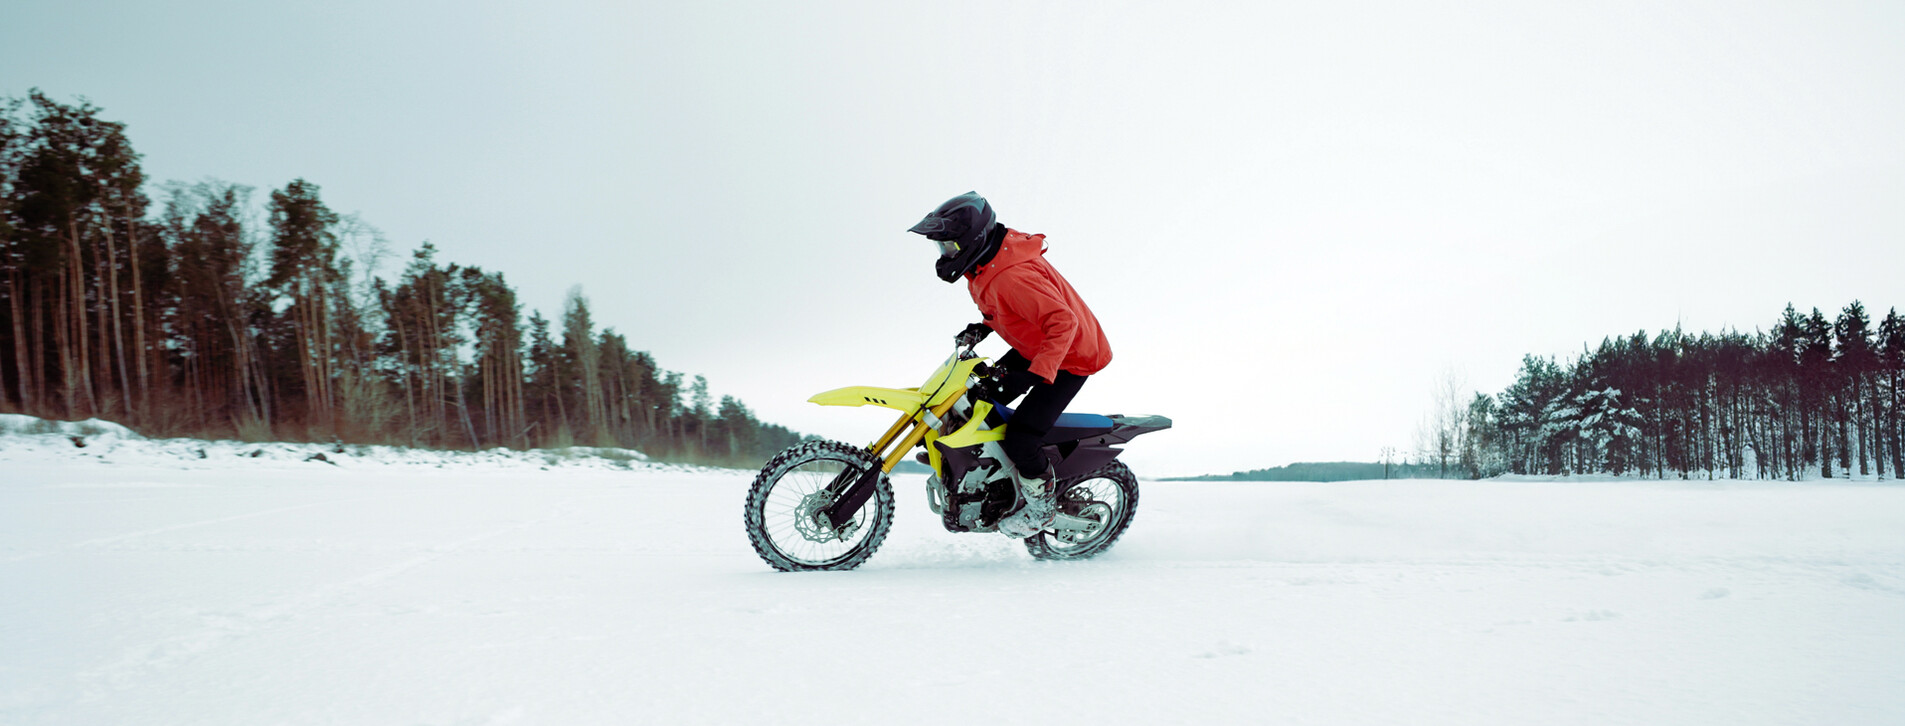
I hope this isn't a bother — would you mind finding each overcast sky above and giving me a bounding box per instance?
[6,1,1902,476]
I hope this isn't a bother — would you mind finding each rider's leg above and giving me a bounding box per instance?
[1000,370,1087,482]
[994,370,1086,536]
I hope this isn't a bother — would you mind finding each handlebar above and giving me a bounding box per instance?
[969,360,1011,382]
[954,322,992,351]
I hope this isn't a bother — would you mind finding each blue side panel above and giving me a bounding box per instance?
[992,404,1116,430]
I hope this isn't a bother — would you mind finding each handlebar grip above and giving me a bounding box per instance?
[972,362,1010,381]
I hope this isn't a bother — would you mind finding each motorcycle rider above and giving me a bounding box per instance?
[907,192,1113,536]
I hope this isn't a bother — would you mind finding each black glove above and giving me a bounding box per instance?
[955,322,992,348]
[994,366,1041,402]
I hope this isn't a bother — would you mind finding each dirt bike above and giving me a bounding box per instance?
[742,335,1172,571]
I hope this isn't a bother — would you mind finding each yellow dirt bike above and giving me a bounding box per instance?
[742,336,1171,571]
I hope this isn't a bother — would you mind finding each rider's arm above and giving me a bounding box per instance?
[992,267,1078,385]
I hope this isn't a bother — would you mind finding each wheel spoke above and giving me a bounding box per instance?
[1026,465,1137,560]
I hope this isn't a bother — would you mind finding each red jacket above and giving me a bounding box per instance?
[967,229,1112,383]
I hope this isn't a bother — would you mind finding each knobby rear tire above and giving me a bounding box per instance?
[744,440,895,572]
[1023,460,1140,561]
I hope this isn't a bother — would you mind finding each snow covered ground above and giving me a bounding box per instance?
[4,422,1903,725]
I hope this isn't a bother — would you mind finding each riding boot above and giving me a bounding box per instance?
[995,463,1059,538]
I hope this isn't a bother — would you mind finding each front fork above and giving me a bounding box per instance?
[820,395,961,530]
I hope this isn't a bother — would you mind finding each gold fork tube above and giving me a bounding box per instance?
[880,396,962,472]
[867,411,916,457]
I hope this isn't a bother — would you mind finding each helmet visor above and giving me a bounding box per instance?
[908,214,957,239]
[930,237,960,258]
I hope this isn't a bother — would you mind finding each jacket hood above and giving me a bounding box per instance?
[967,229,1046,291]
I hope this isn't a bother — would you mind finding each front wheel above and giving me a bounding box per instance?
[744,440,895,571]
[1024,460,1140,561]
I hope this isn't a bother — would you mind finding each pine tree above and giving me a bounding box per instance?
[686,375,712,457]
[1461,393,1502,478]
[1833,302,1877,477]
[378,244,462,445]
[13,91,107,415]
[88,108,149,422]
[1768,305,1808,479]
[1713,330,1754,479]
[0,95,26,410]
[1878,308,1905,480]
[264,179,344,436]
[1575,387,1643,475]
[159,181,271,434]
[465,269,525,448]
[561,288,609,447]
[716,395,755,465]
[1497,355,1560,474]
[1800,308,1835,477]
[523,310,562,446]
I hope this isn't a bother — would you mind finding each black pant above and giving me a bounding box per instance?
[994,350,1088,476]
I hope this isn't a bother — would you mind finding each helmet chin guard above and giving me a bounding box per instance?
[908,191,998,282]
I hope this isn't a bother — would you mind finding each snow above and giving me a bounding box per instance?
[4,423,1904,725]
[0,413,658,471]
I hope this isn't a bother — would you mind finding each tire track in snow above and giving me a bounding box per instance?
[279,496,593,605]
[72,495,597,696]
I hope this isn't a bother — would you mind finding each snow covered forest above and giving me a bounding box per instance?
[0,91,802,465]
[1425,303,1905,481]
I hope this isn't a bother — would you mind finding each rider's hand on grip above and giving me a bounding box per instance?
[995,366,1039,402]
[955,322,992,348]
[969,360,1012,401]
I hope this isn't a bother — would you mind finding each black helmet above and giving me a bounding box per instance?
[908,191,998,283]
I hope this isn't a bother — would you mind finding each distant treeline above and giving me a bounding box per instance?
[1166,461,1434,482]
[0,90,803,465]
[1419,302,1904,481]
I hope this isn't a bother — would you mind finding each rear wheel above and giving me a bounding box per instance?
[744,440,895,571]
[1024,460,1139,560]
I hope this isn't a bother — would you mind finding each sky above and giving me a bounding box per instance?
[4,1,1903,476]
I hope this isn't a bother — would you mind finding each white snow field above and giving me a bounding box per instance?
[3,422,1904,725]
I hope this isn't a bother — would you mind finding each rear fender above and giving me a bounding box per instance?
[1055,443,1122,480]
[1082,415,1173,446]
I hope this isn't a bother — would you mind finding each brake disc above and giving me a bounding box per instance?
[793,490,858,543]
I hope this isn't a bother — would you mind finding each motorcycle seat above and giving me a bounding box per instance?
[991,404,1118,443]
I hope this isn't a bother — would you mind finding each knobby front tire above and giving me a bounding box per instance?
[744,440,895,572]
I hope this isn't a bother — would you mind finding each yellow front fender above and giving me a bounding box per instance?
[808,386,927,413]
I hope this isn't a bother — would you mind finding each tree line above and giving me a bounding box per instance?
[1418,301,1905,481]
[0,90,802,466]
[1167,461,1438,482]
